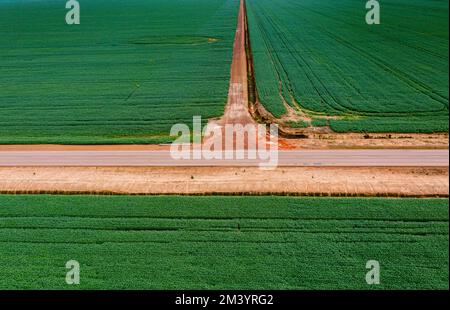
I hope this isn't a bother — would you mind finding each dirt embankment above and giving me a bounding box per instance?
[0,166,447,197]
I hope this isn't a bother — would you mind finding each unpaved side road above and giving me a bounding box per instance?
[219,0,254,126]
[202,0,265,150]
[0,166,447,197]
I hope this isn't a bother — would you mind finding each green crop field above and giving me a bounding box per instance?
[0,0,238,144]
[0,195,447,289]
[247,0,449,133]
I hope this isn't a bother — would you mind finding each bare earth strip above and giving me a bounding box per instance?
[218,0,253,126]
[0,167,447,197]
[202,0,261,150]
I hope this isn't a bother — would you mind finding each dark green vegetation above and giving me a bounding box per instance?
[247,0,449,133]
[0,0,238,144]
[0,195,447,289]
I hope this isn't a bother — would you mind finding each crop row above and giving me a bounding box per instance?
[0,195,447,289]
[247,0,449,132]
[0,0,239,144]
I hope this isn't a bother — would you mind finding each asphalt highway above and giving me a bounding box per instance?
[0,150,447,167]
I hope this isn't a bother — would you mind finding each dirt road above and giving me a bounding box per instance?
[202,0,263,150]
[221,0,253,126]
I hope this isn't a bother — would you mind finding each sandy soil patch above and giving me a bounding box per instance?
[283,133,449,150]
[0,166,447,197]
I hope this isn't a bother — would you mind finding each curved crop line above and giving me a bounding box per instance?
[322,28,449,111]
[251,2,350,118]
[262,7,354,115]
[249,3,292,116]
[286,1,449,115]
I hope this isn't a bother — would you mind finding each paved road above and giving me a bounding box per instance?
[0,150,447,167]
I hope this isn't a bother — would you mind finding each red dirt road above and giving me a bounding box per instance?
[221,0,255,125]
[220,0,254,126]
[203,0,268,150]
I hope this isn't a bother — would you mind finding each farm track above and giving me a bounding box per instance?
[202,0,268,150]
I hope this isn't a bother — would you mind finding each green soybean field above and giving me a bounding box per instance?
[0,195,447,289]
[0,0,238,144]
[247,0,449,133]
